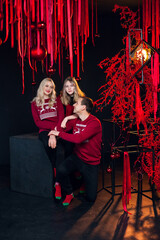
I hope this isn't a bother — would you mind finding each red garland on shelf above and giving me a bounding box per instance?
[0,0,97,93]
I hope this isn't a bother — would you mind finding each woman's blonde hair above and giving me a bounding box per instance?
[32,78,56,108]
[61,76,85,105]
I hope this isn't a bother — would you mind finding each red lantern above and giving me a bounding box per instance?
[37,22,46,30]
[0,38,2,45]
[106,165,112,173]
[31,45,47,61]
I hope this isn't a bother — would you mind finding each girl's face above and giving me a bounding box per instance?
[43,81,54,98]
[64,81,75,96]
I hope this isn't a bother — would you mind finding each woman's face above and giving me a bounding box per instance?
[43,81,54,98]
[64,81,75,96]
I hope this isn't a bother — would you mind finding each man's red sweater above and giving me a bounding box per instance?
[59,114,102,165]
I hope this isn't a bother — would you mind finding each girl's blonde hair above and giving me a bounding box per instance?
[61,76,85,105]
[32,78,56,108]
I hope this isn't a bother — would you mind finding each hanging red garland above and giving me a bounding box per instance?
[0,0,97,93]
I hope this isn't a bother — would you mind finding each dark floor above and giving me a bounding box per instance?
[1,164,160,240]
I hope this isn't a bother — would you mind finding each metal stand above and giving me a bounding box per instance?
[99,119,158,216]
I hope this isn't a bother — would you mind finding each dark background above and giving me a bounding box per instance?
[0,1,140,165]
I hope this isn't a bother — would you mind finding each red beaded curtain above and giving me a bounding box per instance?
[0,0,97,93]
[143,0,160,119]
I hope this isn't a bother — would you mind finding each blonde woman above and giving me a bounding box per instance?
[31,78,64,199]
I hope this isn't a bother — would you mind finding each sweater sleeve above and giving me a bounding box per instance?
[56,96,65,131]
[59,120,101,143]
[31,102,56,130]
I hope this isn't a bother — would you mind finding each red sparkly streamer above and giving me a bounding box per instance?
[0,0,96,90]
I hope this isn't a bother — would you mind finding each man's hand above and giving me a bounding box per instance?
[48,130,60,137]
[48,135,57,149]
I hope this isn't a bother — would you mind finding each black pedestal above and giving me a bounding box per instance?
[10,133,53,198]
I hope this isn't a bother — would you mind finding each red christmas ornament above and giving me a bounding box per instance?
[48,66,56,75]
[73,47,77,55]
[106,165,112,173]
[130,62,136,70]
[95,33,100,37]
[76,77,81,81]
[147,26,152,34]
[110,152,117,160]
[37,22,46,30]
[31,46,47,61]
[31,23,36,31]
[115,151,120,159]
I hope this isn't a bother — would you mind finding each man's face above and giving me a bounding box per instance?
[73,98,84,114]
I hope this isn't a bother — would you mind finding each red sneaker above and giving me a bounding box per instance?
[62,194,74,206]
[55,184,61,200]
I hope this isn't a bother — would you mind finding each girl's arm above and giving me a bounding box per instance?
[61,114,77,128]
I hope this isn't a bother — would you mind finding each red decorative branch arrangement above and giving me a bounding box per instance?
[0,0,97,93]
[95,3,160,190]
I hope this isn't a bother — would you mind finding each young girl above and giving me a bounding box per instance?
[31,78,64,199]
[53,77,86,201]
[60,76,85,128]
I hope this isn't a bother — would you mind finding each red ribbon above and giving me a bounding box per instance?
[122,152,131,213]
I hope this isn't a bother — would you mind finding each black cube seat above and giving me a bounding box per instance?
[10,133,53,198]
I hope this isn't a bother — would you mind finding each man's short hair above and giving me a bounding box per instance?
[81,97,93,113]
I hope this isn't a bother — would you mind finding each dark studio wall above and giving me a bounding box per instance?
[0,5,128,165]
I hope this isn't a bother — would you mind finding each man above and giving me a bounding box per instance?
[48,97,102,206]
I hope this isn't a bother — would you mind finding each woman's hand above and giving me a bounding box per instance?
[48,134,57,149]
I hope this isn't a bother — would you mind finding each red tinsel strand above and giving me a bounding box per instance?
[3,0,9,43]
[46,0,51,54]
[78,0,81,26]
[40,0,44,21]
[10,0,14,48]
[95,0,98,36]
[84,0,89,44]
[0,0,3,31]
[60,0,64,38]
[91,0,95,46]
[31,0,35,22]
[67,0,73,76]
[152,0,155,48]
[155,0,159,49]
